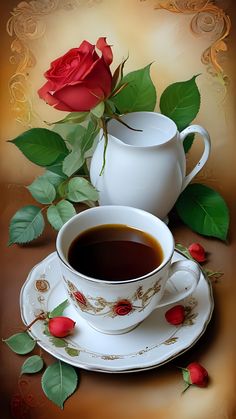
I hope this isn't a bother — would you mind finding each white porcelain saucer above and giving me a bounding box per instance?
[20,251,213,373]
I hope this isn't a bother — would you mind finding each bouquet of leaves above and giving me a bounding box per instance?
[9,37,229,245]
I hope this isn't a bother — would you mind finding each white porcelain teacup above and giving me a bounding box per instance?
[56,205,201,334]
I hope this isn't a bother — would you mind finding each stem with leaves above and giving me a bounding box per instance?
[8,66,229,244]
[2,300,79,409]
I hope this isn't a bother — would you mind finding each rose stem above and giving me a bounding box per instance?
[24,313,47,332]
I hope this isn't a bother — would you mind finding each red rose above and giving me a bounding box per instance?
[165,305,185,325]
[181,362,209,393]
[74,291,87,306]
[38,37,113,112]
[114,300,132,316]
[188,243,206,262]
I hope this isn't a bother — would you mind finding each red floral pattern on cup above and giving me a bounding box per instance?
[114,300,132,316]
[74,291,87,306]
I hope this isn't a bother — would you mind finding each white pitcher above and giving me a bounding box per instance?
[90,112,211,220]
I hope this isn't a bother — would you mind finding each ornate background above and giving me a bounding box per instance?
[0,2,235,418]
[0,0,235,205]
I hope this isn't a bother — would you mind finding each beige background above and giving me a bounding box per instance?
[0,1,235,418]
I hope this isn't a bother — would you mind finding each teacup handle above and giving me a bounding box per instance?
[155,259,201,308]
[180,124,211,192]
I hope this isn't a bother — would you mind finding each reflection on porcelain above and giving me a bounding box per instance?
[20,251,213,373]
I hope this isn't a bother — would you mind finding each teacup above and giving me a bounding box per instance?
[56,205,201,334]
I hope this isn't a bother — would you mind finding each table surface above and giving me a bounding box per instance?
[0,183,235,419]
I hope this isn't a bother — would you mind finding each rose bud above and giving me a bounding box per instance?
[181,362,209,392]
[165,305,185,325]
[188,243,206,263]
[48,316,75,338]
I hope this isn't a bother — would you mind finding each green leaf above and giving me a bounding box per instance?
[65,347,80,357]
[46,159,66,177]
[62,121,99,177]
[10,128,68,166]
[21,355,44,374]
[41,361,78,409]
[65,125,87,150]
[50,112,89,125]
[105,99,117,114]
[111,64,156,113]
[90,101,105,118]
[52,122,83,143]
[66,177,99,202]
[57,180,68,198]
[183,134,195,153]
[27,178,56,204]
[9,205,45,245]
[175,183,229,240]
[49,299,69,318]
[3,332,36,354]
[43,325,51,336]
[39,170,67,188]
[80,120,99,156]
[49,337,68,348]
[62,150,84,177]
[47,200,76,230]
[182,369,191,384]
[160,76,201,131]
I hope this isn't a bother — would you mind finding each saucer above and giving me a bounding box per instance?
[20,251,213,373]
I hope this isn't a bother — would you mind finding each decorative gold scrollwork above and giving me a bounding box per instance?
[155,0,231,81]
[6,0,87,126]
[6,0,231,125]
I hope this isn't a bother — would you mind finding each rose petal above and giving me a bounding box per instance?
[83,58,112,97]
[53,82,104,111]
[71,51,98,82]
[96,37,113,65]
[37,81,74,110]
[77,40,95,54]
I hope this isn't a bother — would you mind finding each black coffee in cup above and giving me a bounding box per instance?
[68,224,163,281]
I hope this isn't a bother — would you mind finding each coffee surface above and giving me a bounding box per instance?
[68,224,163,281]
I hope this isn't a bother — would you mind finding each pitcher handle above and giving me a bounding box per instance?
[180,125,211,192]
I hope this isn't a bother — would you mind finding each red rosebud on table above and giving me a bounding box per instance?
[188,243,206,262]
[48,316,75,338]
[165,305,185,325]
[181,362,209,393]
